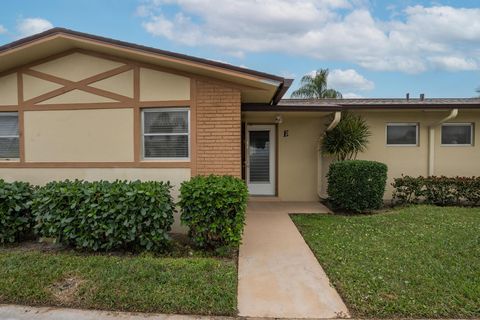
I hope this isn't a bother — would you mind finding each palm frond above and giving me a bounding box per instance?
[291,68,342,99]
[322,112,371,161]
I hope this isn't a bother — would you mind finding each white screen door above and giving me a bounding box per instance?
[246,125,275,195]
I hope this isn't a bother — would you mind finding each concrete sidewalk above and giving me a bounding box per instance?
[237,201,350,319]
[0,305,233,320]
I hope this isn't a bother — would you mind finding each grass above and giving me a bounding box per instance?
[0,248,237,316]
[291,205,480,318]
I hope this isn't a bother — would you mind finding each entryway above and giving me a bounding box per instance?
[245,125,275,196]
[237,201,350,318]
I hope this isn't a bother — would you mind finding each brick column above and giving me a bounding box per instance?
[195,80,241,177]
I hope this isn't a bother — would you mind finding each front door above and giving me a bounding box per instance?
[246,125,275,195]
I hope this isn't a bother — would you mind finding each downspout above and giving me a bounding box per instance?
[318,111,342,199]
[326,111,342,131]
[428,109,458,176]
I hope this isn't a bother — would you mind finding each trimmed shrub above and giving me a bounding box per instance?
[0,180,35,244]
[392,175,480,206]
[327,160,388,213]
[32,180,174,251]
[179,175,248,249]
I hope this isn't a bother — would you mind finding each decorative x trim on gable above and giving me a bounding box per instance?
[22,65,134,106]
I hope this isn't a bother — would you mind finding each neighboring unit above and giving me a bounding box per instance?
[0,28,479,205]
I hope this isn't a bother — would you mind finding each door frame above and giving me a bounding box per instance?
[245,123,278,196]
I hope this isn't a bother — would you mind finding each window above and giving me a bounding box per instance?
[142,108,189,159]
[386,123,418,146]
[441,123,473,146]
[0,112,19,159]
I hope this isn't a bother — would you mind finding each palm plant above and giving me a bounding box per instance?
[322,112,371,161]
[291,69,342,99]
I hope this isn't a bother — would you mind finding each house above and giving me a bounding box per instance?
[0,28,479,204]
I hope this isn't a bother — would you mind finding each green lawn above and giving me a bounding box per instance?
[291,205,480,318]
[0,249,237,316]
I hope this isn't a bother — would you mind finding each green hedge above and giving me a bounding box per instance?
[327,160,388,213]
[33,180,174,251]
[392,175,480,206]
[0,180,35,244]
[179,175,248,249]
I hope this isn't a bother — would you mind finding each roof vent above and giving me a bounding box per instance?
[420,93,425,101]
[406,93,410,101]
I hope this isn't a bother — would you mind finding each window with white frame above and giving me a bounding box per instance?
[142,108,189,159]
[0,112,19,159]
[441,123,473,146]
[386,123,419,146]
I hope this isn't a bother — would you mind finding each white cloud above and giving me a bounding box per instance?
[328,69,374,91]
[138,1,480,73]
[17,18,53,37]
[428,56,479,71]
[0,25,7,34]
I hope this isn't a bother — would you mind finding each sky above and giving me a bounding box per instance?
[1,0,480,99]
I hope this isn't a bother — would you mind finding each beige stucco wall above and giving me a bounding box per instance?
[140,68,190,101]
[320,110,480,199]
[24,109,134,162]
[0,73,18,105]
[244,112,329,201]
[0,167,190,232]
[31,52,124,82]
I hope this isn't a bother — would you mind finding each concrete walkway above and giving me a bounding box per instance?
[0,305,233,320]
[238,201,350,319]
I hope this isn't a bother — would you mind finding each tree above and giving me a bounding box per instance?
[291,69,342,99]
[322,112,371,161]
[476,87,480,97]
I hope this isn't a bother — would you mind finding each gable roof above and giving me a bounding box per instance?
[0,28,291,104]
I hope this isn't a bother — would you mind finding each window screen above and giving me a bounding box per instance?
[249,130,270,182]
[441,123,473,145]
[142,109,189,159]
[0,113,19,159]
[386,123,418,145]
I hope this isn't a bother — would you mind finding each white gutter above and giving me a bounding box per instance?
[318,111,342,199]
[428,109,458,176]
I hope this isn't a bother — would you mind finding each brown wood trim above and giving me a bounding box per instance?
[190,79,197,176]
[23,103,133,111]
[82,86,132,103]
[0,106,19,111]
[0,161,191,168]
[17,72,25,163]
[133,65,140,101]
[23,65,134,106]
[133,65,141,163]
[138,100,191,108]
[24,65,134,87]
